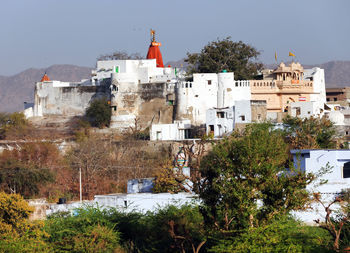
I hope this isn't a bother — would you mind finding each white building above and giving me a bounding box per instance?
[176,72,251,126]
[206,100,259,138]
[304,67,327,114]
[150,120,192,141]
[291,149,350,223]
[289,101,320,118]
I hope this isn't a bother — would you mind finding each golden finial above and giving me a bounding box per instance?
[150,29,156,42]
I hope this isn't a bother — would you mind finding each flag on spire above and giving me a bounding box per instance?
[289,52,295,57]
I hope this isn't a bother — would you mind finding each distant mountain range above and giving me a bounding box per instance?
[0,61,349,113]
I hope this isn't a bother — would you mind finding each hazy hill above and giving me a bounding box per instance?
[0,65,93,113]
[315,61,350,87]
[0,61,349,113]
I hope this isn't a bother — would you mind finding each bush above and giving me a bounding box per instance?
[210,216,333,253]
[107,204,206,253]
[85,98,111,128]
[45,206,121,252]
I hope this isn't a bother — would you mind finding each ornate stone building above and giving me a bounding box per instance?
[250,62,326,120]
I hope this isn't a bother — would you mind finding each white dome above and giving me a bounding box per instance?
[328,111,344,125]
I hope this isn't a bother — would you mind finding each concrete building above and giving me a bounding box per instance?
[206,100,267,137]
[289,101,319,118]
[176,72,251,126]
[326,87,350,106]
[291,149,350,223]
[33,73,109,117]
[150,120,192,141]
[109,59,177,129]
[206,107,235,137]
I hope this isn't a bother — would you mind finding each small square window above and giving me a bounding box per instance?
[207,80,212,85]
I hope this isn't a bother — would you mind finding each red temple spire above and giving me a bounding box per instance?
[40,72,51,82]
[146,29,164,68]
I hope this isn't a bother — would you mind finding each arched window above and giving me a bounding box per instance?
[343,162,350,178]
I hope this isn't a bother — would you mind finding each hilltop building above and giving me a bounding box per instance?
[25,33,327,139]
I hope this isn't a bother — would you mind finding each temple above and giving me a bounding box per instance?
[146,29,164,68]
[25,32,329,139]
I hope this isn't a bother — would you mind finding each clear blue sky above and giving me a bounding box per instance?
[0,0,349,75]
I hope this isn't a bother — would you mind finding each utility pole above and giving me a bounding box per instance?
[79,167,82,203]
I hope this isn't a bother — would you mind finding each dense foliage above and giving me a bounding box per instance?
[45,207,121,252]
[0,191,339,252]
[85,97,111,128]
[186,37,263,79]
[210,216,332,253]
[283,115,337,149]
[199,123,315,232]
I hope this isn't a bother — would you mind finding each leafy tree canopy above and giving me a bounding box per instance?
[199,123,315,232]
[282,115,337,149]
[85,97,111,128]
[0,159,54,198]
[186,37,263,79]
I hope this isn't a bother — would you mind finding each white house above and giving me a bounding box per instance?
[176,72,251,126]
[206,100,253,138]
[291,149,350,223]
[150,120,192,141]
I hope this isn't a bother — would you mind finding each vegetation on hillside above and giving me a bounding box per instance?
[85,97,112,128]
[0,114,347,251]
[0,112,32,140]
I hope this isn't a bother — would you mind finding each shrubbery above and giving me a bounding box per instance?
[0,191,339,252]
[85,97,111,128]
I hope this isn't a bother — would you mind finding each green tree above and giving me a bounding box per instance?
[199,123,315,233]
[85,97,111,128]
[186,37,263,79]
[283,115,337,149]
[0,159,54,198]
[107,205,206,253]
